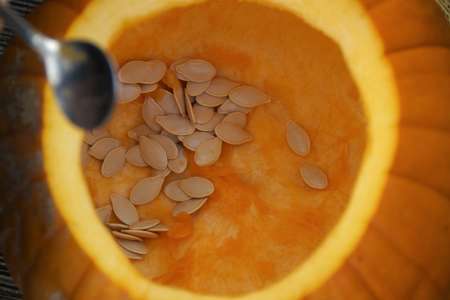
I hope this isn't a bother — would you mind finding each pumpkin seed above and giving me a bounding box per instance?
[126,145,147,167]
[195,137,222,167]
[88,137,120,160]
[81,142,90,167]
[193,104,214,124]
[140,83,158,93]
[300,163,328,190]
[170,58,191,81]
[118,60,167,84]
[206,77,240,97]
[215,122,253,145]
[184,89,196,123]
[175,59,216,83]
[116,239,148,255]
[148,134,178,160]
[142,96,164,132]
[107,223,129,230]
[154,168,171,178]
[122,229,159,239]
[172,197,208,216]
[179,177,214,198]
[84,128,109,145]
[164,180,191,202]
[160,130,179,144]
[182,131,214,151]
[130,219,160,230]
[139,136,168,170]
[130,176,164,205]
[168,147,187,174]
[163,69,186,115]
[96,205,112,223]
[101,146,126,177]
[110,193,139,225]
[217,99,251,114]
[223,111,247,127]
[120,247,144,260]
[196,93,226,107]
[118,83,141,103]
[112,231,143,242]
[229,85,270,108]
[127,124,155,141]
[286,121,311,156]
[155,89,179,114]
[186,80,211,96]
[155,115,195,136]
[195,113,224,132]
[148,224,169,232]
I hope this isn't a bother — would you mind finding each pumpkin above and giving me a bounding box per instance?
[0,0,449,299]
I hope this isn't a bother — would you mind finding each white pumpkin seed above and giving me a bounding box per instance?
[164,180,191,202]
[121,229,159,239]
[118,83,141,103]
[116,239,148,255]
[155,89,179,114]
[217,99,251,114]
[223,111,247,127]
[154,168,171,178]
[112,231,143,242]
[139,136,168,170]
[286,121,311,156]
[175,59,216,82]
[229,85,270,108]
[193,104,214,124]
[155,114,195,136]
[130,219,160,230]
[148,134,178,160]
[206,77,240,97]
[182,131,214,151]
[160,130,179,144]
[148,224,169,232]
[186,80,211,96]
[170,58,191,81]
[140,83,158,93]
[300,164,328,190]
[168,147,188,174]
[179,177,214,198]
[196,93,226,107]
[130,176,165,205]
[126,145,147,167]
[215,122,253,145]
[118,60,167,84]
[88,137,120,160]
[142,96,164,132]
[101,146,126,177]
[107,223,129,230]
[96,205,112,223]
[110,193,139,225]
[194,137,222,167]
[172,197,208,216]
[163,70,187,115]
[184,89,196,123]
[127,124,155,140]
[84,128,109,145]
[120,246,144,260]
[195,113,224,132]
[81,142,90,167]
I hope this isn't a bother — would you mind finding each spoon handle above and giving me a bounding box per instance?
[0,4,57,56]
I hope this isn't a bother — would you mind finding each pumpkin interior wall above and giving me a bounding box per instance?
[83,0,366,295]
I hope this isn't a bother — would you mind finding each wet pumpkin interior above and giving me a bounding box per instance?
[83,0,366,296]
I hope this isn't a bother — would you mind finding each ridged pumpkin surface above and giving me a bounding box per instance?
[0,0,448,300]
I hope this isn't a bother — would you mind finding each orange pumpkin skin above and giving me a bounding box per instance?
[0,0,448,300]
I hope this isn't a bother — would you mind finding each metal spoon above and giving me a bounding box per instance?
[0,4,116,129]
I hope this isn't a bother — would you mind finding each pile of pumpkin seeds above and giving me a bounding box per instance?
[82,58,328,260]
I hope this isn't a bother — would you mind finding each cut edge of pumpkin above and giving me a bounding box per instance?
[42,0,399,299]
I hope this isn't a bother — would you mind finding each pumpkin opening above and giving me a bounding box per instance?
[82,0,366,296]
[43,0,398,299]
